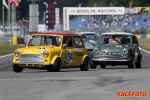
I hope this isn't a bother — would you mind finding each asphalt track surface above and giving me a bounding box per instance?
[0,50,150,100]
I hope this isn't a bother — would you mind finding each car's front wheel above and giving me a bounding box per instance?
[51,58,62,72]
[13,64,23,73]
[80,57,90,71]
[100,64,106,68]
[128,58,134,68]
[90,62,97,69]
[128,54,135,68]
[135,54,142,68]
[45,65,53,72]
[128,62,134,68]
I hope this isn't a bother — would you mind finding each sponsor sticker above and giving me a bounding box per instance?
[75,48,83,53]
[63,50,74,65]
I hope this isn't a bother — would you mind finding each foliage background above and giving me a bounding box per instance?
[0,0,150,21]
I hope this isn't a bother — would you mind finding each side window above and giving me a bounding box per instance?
[73,36,83,47]
[62,36,73,47]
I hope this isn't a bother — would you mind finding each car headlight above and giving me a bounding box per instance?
[43,50,49,58]
[14,50,21,57]
[93,42,97,46]
[93,48,100,54]
[122,48,128,54]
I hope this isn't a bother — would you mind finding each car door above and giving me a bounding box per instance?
[61,36,76,67]
[72,36,85,66]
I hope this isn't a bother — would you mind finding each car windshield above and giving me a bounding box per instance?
[81,34,97,40]
[28,35,61,47]
[99,35,130,45]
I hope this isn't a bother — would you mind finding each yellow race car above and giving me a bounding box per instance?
[13,31,91,72]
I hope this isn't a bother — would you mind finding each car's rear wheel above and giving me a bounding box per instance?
[80,57,90,71]
[135,55,142,68]
[51,58,62,72]
[100,64,106,68]
[13,64,23,73]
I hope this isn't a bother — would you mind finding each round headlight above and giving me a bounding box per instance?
[14,50,20,57]
[93,48,100,54]
[43,50,49,58]
[122,48,128,54]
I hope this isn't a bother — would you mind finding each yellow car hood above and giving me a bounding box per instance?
[18,46,53,55]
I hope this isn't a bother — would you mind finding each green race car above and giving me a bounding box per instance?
[91,32,142,69]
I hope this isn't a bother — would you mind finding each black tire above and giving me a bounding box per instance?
[128,60,134,68]
[100,64,106,68]
[51,58,62,72]
[45,65,53,72]
[80,57,90,71]
[90,63,97,69]
[13,64,23,73]
[135,55,142,68]
[128,55,134,68]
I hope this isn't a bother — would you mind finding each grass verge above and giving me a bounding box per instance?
[139,39,150,51]
[0,43,25,56]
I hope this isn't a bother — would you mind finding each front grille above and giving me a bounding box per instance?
[19,54,44,63]
[98,52,123,60]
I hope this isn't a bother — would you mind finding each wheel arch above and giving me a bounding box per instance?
[81,55,90,65]
[51,55,61,65]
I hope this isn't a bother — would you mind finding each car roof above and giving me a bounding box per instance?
[79,32,96,34]
[30,31,80,36]
[101,32,134,35]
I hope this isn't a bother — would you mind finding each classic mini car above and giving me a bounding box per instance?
[91,32,142,69]
[79,32,99,52]
[79,32,98,45]
[13,32,91,72]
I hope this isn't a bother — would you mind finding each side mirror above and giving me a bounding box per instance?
[62,44,67,49]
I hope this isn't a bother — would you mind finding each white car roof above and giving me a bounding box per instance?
[79,32,96,34]
[101,32,134,35]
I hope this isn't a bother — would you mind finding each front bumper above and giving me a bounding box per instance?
[13,62,51,65]
[13,62,52,68]
[92,58,129,65]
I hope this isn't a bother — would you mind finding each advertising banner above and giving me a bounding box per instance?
[63,7,125,30]
[125,7,150,14]
[136,7,150,14]
[125,8,137,14]
[65,7,125,15]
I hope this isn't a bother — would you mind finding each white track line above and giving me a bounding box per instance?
[139,47,150,54]
[0,54,13,59]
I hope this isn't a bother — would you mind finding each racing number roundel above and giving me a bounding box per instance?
[66,50,74,63]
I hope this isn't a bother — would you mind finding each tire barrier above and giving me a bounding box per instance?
[135,34,150,39]
[12,36,18,45]
[12,36,25,45]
